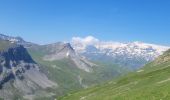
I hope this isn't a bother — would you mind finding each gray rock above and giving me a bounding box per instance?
[0,43,57,99]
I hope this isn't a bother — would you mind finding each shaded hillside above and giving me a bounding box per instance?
[0,40,57,100]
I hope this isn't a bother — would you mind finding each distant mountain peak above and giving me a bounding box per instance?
[0,33,37,48]
[42,42,94,72]
[0,33,24,43]
[71,36,170,70]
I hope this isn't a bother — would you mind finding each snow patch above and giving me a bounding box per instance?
[66,51,70,57]
[157,78,170,84]
[137,70,144,73]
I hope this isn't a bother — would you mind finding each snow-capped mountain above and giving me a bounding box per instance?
[0,33,25,43]
[0,33,35,47]
[71,36,170,70]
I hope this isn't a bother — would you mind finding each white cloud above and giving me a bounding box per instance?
[71,36,99,45]
[71,36,100,52]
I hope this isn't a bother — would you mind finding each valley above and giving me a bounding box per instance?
[59,50,170,100]
[0,34,169,100]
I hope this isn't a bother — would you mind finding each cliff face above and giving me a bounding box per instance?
[0,45,34,88]
[0,43,57,100]
[0,45,35,66]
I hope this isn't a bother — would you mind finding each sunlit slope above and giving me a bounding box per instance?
[59,49,170,100]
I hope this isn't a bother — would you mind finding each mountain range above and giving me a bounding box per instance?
[0,34,169,100]
[1,34,169,70]
[72,36,169,69]
[0,34,126,99]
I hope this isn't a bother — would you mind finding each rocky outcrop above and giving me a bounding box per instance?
[0,44,57,99]
[43,42,95,72]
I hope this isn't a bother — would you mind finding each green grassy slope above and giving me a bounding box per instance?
[59,49,170,100]
[28,45,127,98]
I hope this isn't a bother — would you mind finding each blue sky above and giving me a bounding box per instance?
[0,0,170,45]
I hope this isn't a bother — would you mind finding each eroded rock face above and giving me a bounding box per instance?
[0,45,57,99]
[0,45,35,66]
[0,45,34,88]
[43,42,95,72]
